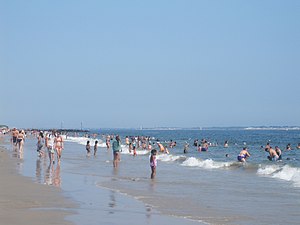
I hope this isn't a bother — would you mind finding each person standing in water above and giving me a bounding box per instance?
[184,142,189,154]
[237,147,250,162]
[150,149,157,179]
[267,146,279,161]
[112,135,121,168]
[94,140,98,156]
[86,140,91,156]
[275,146,282,160]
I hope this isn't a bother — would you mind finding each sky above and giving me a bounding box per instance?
[1,0,299,129]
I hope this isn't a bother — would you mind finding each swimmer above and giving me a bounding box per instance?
[200,140,209,152]
[265,142,271,151]
[237,147,250,162]
[224,140,229,148]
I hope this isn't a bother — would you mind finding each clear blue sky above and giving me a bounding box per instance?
[1,0,299,129]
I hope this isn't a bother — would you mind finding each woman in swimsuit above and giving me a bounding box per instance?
[237,147,250,162]
[17,130,25,151]
[54,133,64,162]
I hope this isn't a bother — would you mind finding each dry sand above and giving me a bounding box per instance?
[0,146,76,225]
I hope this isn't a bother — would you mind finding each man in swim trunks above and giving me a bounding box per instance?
[157,142,165,153]
[11,128,18,147]
[237,147,250,162]
[267,147,279,161]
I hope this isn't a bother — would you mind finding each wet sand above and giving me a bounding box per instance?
[1,137,206,225]
[0,145,75,225]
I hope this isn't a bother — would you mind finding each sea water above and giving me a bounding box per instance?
[3,129,300,225]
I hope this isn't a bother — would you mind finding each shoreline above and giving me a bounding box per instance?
[1,136,206,225]
[0,143,76,225]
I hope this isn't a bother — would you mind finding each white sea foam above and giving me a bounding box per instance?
[118,145,150,156]
[181,157,233,169]
[257,164,281,175]
[65,136,104,147]
[257,165,300,187]
[157,154,183,162]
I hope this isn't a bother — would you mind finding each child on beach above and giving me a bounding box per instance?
[150,149,157,179]
[86,140,91,156]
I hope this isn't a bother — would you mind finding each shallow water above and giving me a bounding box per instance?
[3,129,300,225]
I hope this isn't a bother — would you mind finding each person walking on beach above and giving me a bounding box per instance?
[112,135,121,168]
[94,140,98,156]
[237,147,250,162]
[11,128,18,148]
[54,132,64,162]
[37,131,44,157]
[150,149,157,179]
[17,130,25,151]
[46,133,55,164]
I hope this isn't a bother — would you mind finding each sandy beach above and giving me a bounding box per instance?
[0,135,206,225]
[0,144,75,225]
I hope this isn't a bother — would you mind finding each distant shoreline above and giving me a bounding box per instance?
[7,126,300,132]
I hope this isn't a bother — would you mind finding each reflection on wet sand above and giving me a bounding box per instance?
[43,162,61,187]
[108,190,116,214]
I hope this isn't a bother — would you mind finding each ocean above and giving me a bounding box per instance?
[3,128,300,225]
